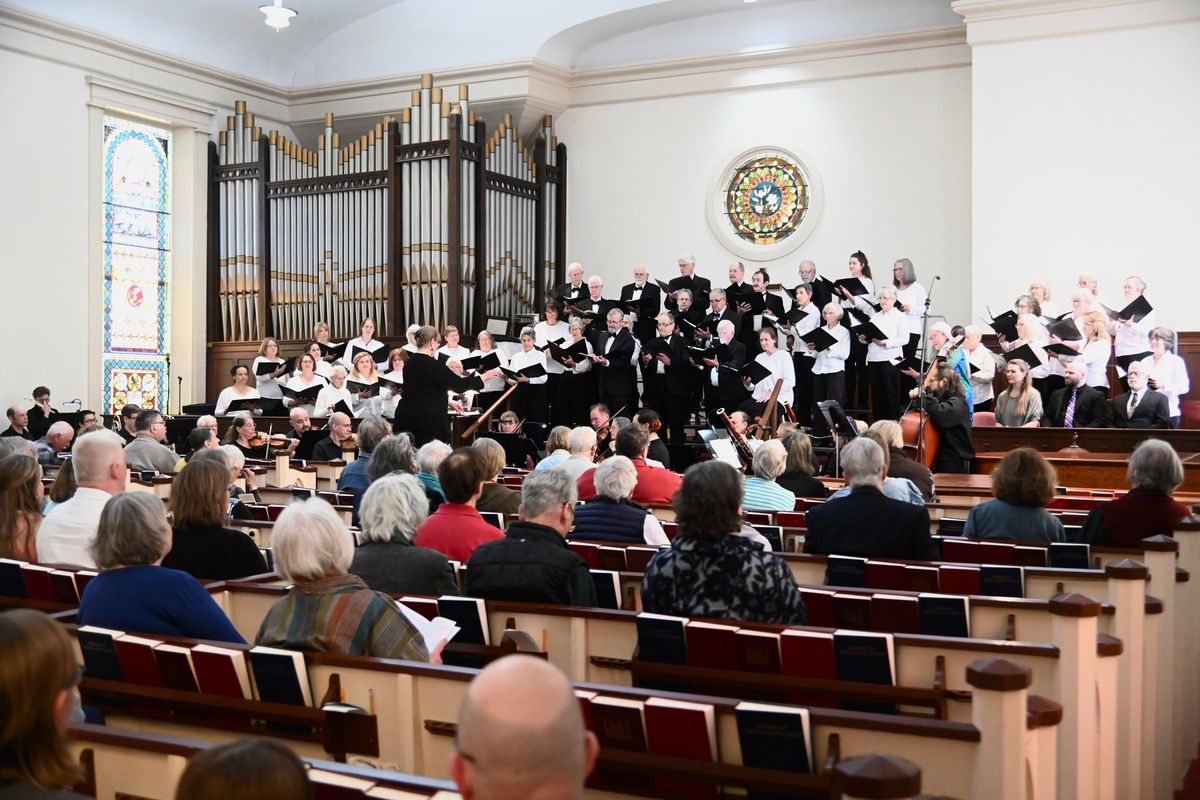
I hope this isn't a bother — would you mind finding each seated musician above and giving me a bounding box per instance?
[352,473,458,596]
[742,440,799,512]
[414,447,505,563]
[25,386,56,439]
[641,460,807,624]
[494,410,540,469]
[285,406,309,440]
[1080,439,1190,546]
[451,656,598,800]
[116,402,141,443]
[311,412,356,462]
[963,448,1065,542]
[213,364,261,416]
[256,497,430,661]
[221,413,266,460]
[804,437,936,560]
[571,456,670,546]
[464,469,597,606]
[177,739,311,800]
[908,362,975,474]
[576,425,680,507]
[776,429,829,499]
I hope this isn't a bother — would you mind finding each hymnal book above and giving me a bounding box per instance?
[377,375,403,392]
[574,688,597,732]
[351,345,388,364]
[1002,343,1044,370]
[395,596,440,621]
[280,383,323,403]
[851,321,889,343]
[567,542,601,567]
[824,555,868,588]
[1048,542,1090,569]
[436,351,452,364]
[799,326,839,352]
[833,630,896,713]
[734,701,814,785]
[634,612,688,665]
[624,546,661,573]
[20,564,57,602]
[938,564,982,596]
[905,565,940,593]
[1043,342,1080,357]
[869,593,921,634]
[846,304,874,326]
[499,362,548,381]
[0,558,26,598]
[316,341,344,359]
[346,380,380,399]
[684,620,740,671]
[329,399,355,418]
[734,292,768,315]
[917,593,971,638]
[248,646,313,707]
[642,337,672,358]
[113,635,164,687]
[1116,351,1152,371]
[590,570,622,610]
[191,644,253,700]
[865,560,909,591]
[48,569,80,604]
[654,279,673,294]
[738,359,775,385]
[1046,317,1084,342]
[307,769,376,800]
[979,565,1025,598]
[589,696,647,752]
[797,588,836,627]
[889,356,924,374]
[395,603,461,652]
[225,397,261,414]
[77,626,125,681]
[436,596,490,645]
[735,630,782,674]
[255,358,295,376]
[778,306,812,327]
[833,277,870,297]
[831,593,872,630]
[596,546,628,572]
[780,630,838,685]
[1102,295,1152,323]
[643,697,718,800]
[619,296,658,316]
[985,309,1020,340]
[753,524,784,553]
[154,644,200,693]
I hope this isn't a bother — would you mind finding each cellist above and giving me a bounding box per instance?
[908,362,974,474]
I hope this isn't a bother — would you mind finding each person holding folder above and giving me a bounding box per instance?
[778,282,820,424]
[314,365,354,419]
[835,250,874,411]
[740,327,795,423]
[506,328,550,426]
[1108,275,1155,391]
[860,286,909,421]
[214,365,261,416]
[283,353,327,418]
[251,337,289,400]
[807,303,851,434]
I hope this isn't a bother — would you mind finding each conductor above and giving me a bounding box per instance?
[394,326,502,447]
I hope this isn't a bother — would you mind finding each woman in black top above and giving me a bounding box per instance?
[776,429,828,497]
[635,409,671,469]
[394,325,502,447]
[911,362,975,474]
[162,457,267,580]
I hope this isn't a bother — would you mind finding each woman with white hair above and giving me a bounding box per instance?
[76,492,244,642]
[256,497,430,661]
[1080,439,1190,545]
[315,365,354,418]
[1140,328,1190,428]
[742,440,797,512]
[349,473,458,595]
[809,302,850,435]
[891,258,927,364]
[860,285,909,421]
[570,456,669,545]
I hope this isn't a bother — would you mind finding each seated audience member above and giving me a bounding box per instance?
[993,359,1043,427]
[464,469,597,606]
[472,437,522,515]
[123,410,179,474]
[535,425,572,471]
[827,430,923,506]
[218,445,262,507]
[963,448,1064,542]
[33,422,74,467]
[741,440,798,512]
[2,405,34,440]
[0,609,87,798]
[195,415,220,436]
[177,426,220,472]
[558,427,599,483]
[43,456,77,515]
[0,438,36,459]
[161,458,268,580]
[1081,439,1190,546]
[256,498,429,661]
[1043,358,1108,428]
[635,409,671,469]
[804,437,936,560]
[452,655,598,800]
[868,419,933,502]
[115,404,141,443]
[0,455,43,561]
[576,425,681,506]
[76,492,244,642]
[335,415,391,518]
[1110,361,1170,429]
[37,430,127,568]
[416,439,452,499]
[776,429,829,499]
[641,461,807,624]
[367,434,441,515]
[25,386,57,440]
[351,473,457,596]
[414,448,505,562]
[312,412,356,461]
[175,738,310,800]
[571,456,670,545]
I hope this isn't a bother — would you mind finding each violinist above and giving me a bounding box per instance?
[908,362,974,474]
[590,403,615,460]
[312,412,357,461]
[221,413,267,460]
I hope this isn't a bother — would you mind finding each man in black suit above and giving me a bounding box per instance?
[619,264,662,344]
[640,312,695,443]
[672,288,707,338]
[733,269,786,357]
[804,437,937,560]
[1109,362,1170,428]
[591,309,637,415]
[701,319,750,422]
[725,261,752,302]
[666,255,711,312]
[553,262,587,306]
[1043,358,1109,427]
[572,275,613,332]
[702,288,742,341]
[799,260,835,312]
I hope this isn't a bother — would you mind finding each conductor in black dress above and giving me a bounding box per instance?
[394,326,502,447]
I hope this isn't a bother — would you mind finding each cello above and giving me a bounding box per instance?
[901,336,964,468]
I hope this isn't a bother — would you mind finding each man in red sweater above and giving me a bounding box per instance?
[577,425,681,507]
[414,447,504,562]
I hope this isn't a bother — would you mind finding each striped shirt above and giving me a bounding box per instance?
[255,574,428,662]
[742,477,797,512]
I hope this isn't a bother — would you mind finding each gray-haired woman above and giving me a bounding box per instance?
[570,456,669,545]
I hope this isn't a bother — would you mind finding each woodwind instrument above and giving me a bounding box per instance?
[755,378,785,440]
[715,408,754,471]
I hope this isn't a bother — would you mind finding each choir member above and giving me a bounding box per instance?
[1002,314,1053,407]
[809,302,851,433]
[436,324,471,361]
[402,323,421,353]
[798,260,834,311]
[284,353,326,417]
[671,287,706,333]
[1079,311,1113,391]
[1029,281,1058,320]
[557,321,594,427]
[962,325,997,413]
[554,261,587,305]
[776,282,819,425]
[381,348,407,419]
[294,342,333,379]
[342,317,386,364]
[1015,294,1042,318]
[1077,271,1099,299]
[535,300,571,426]
[1140,327,1190,428]
[619,265,661,344]
[348,351,383,418]
[910,362,974,474]
[665,254,711,312]
[445,359,477,412]
[312,321,341,363]
[471,330,510,421]
[590,309,637,416]
[506,328,549,425]
[861,285,908,422]
[836,250,874,410]
[640,312,692,443]
[892,258,928,363]
[726,261,751,301]
[251,337,288,399]
[1110,275,1155,389]
[314,365,354,418]
[993,359,1043,428]
[214,364,261,416]
[740,327,795,422]
[395,326,499,447]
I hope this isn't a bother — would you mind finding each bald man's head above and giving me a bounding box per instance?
[452,655,597,800]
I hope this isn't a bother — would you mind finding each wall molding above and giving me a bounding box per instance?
[86,75,217,131]
[952,0,1200,44]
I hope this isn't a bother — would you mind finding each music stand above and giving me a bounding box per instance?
[817,400,858,477]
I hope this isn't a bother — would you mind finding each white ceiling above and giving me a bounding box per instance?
[2,0,963,89]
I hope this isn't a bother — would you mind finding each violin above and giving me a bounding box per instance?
[247,432,290,448]
[593,405,627,463]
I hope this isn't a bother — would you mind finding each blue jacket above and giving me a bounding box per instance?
[571,496,648,543]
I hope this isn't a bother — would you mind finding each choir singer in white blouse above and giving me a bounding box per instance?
[740,327,795,422]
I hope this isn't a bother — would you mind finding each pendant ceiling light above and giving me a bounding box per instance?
[259,0,298,30]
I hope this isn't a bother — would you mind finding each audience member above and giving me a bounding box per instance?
[33,422,74,467]
[0,455,43,562]
[1043,358,1108,427]
[76,492,244,642]
[0,438,36,459]
[195,415,220,436]
[37,429,126,568]
[217,445,262,507]
[1080,439,1190,546]
[116,404,141,444]
[335,415,391,524]
[465,469,596,606]
[804,438,936,560]
[175,738,310,800]
[536,426,572,471]
[414,448,505,562]
[351,473,457,596]
[0,609,86,798]
[867,419,933,501]
[416,439,452,499]
[827,430,924,506]
[775,429,829,499]
[451,655,598,800]
[162,458,268,580]
[571,456,670,545]
[576,425,681,506]
[367,434,442,514]
[472,437,522,515]
[557,427,599,482]
[641,461,807,624]
[963,448,1064,542]
[255,498,429,661]
[44,456,77,514]
[1110,361,1171,429]
[178,426,220,471]
[1,405,34,440]
[123,410,178,474]
[741,440,797,511]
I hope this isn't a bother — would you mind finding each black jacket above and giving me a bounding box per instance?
[349,540,458,596]
[917,391,975,472]
[666,275,712,310]
[1043,384,1108,427]
[312,435,349,462]
[776,471,829,499]
[464,521,598,606]
[1109,389,1170,428]
[592,328,637,398]
[715,339,751,405]
[804,486,937,560]
[620,282,662,343]
[394,352,484,446]
[162,525,268,581]
[648,332,694,397]
[553,282,588,305]
[887,446,934,502]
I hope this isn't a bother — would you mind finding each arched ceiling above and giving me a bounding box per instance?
[2,0,962,89]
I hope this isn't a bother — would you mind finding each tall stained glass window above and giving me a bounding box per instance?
[102,117,171,414]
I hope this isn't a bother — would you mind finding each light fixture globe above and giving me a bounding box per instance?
[259,0,297,30]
